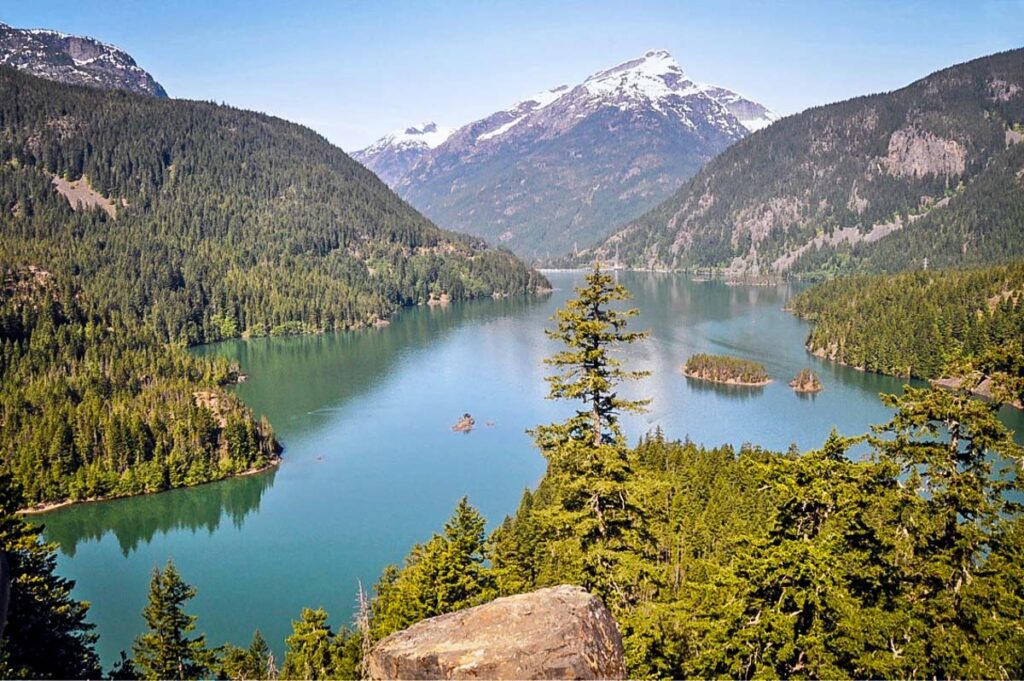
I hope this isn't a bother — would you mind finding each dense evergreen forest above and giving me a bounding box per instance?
[366,269,1024,679]
[5,268,1023,679]
[0,67,544,506]
[577,48,1024,276]
[790,261,1024,381]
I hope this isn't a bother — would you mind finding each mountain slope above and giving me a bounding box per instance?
[0,66,545,340]
[352,122,454,186]
[581,49,1024,275]
[357,50,776,259]
[0,66,544,505]
[0,21,167,96]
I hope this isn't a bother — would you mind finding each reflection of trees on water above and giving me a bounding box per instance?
[683,375,767,401]
[35,469,277,558]
[193,294,549,428]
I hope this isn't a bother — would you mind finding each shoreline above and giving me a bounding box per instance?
[19,456,282,516]
[807,345,1023,410]
[682,368,773,387]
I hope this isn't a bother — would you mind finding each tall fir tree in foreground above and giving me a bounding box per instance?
[132,561,214,680]
[537,264,651,448]
[0,473,100,679]
[527,264,656,605]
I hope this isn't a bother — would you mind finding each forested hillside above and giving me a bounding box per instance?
[580,48,1024,276]
[363,270,1024,679]
[0,67,545,506]
[789,262,1024,380]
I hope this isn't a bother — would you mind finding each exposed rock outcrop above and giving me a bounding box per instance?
[367,585,626,680]
[882,125,966,179]
[0,21,167,97]
[790,368,823,393]
[451,413,475,432]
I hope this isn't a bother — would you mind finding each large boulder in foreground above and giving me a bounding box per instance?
[367,585,626,680]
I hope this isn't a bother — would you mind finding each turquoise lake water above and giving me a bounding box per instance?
[35,271,1024,666]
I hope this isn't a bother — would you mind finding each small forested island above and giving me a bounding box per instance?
[789,368,823,393]
[682,353,771,386]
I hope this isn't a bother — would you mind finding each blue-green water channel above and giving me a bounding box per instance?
[34,271,1024,666]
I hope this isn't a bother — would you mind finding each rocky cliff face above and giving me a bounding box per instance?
[367,585,626,680]
[0,22,167,97]
[356,50,776,259]
[580,48,1024,275]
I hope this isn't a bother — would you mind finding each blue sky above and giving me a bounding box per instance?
[3,1,1022,151]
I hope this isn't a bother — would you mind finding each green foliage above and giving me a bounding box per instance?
[789,367,822,390]
[790,262,1024,379]
[217,630,272,680]
[0,472,101,679]
[0,66,544,505]
[369,276,1024,679]
[683,353,770,384]
[0,266,280,507]
[131,561,214,680]
[536,264,650,448]
[280,608,360,681]
[371,498,496,640]
[527,265,656,604]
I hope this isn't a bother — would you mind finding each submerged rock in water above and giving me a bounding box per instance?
[367,585,626,680]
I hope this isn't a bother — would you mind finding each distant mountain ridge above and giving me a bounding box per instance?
[355,50,777,259]
[579,48,1024,276]
[0,21,167,97]
[352,122,455,186]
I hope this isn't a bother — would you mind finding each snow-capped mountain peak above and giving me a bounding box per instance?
[582,49,701,105]
[355,49,778,258]
[351,122,455,186]
[364,122,455,153]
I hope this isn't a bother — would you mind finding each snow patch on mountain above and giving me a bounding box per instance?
[582,49,703,110]
[699,84,780,132]
[476,86,569,142]
[362,122,455,153]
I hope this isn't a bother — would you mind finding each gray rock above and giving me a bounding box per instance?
[367,585,626,680]
[0,22,167,97]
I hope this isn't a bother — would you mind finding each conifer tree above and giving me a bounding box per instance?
[537,264,650,448]
[219,629,271,680]
[530,265,655,605]
[132,561,213,680]
[371,498,496,640]
[0,473,101,679]
[280,608,343,681]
